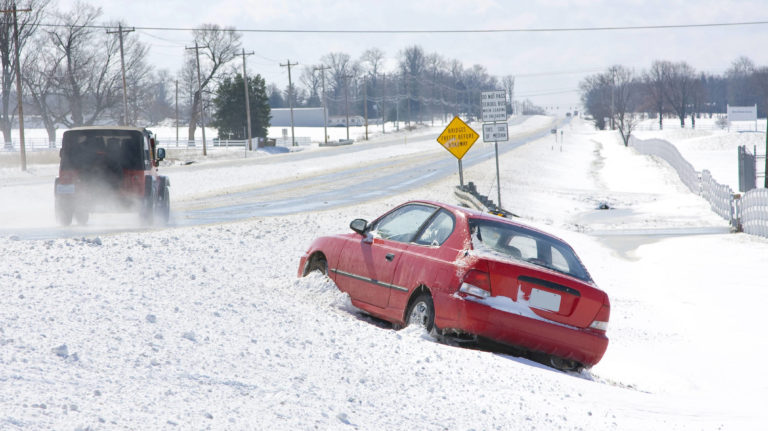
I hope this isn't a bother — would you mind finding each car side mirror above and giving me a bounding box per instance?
[156,147,166,161]
[350,218,368,235]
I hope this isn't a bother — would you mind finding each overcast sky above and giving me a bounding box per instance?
[52,0,768,112]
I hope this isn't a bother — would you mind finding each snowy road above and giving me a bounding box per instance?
[0,116,559,239]
[173,118,556,223]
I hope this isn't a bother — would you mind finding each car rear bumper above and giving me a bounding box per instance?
[437,292,608,367]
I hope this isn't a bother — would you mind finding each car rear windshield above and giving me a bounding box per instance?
[60,130,144,171]
[469,218,592,282]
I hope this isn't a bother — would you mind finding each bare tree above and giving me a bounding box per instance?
[360,48,384,78]
[610,65,640,146]
[47,2,122,127]
[502,75,515,113]
[360,48,384,117]
[142,69,173,125]
[299,65,321,107]
[580,72,612,130]
[643,60,670,130]
[726,56,756,106]
[321,51,356,115]
[0,0,48,143]
[110,20,154,126]
[425,52,445,124]
[399,45,425,124]
[663,61,697,128]
[22,31,60,144]
[186,24,241,141]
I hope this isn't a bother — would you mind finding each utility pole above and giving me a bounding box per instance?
[343,74,353,140]
[363,76,368,140]
[186,42,207,155]
[106,23,135,126]
[241,49,255,150]
[381,73,386,134]
[405,71,411,127]
[1,3,31,171]
[175,80,178,146]
[313,65,330,145]
[280,59,298,146]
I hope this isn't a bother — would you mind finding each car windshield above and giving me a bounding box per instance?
[469,218,592,282]
[61,130,144,171]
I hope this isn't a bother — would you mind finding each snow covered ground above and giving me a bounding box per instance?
[634,117,767,192]
[1,116,767,429]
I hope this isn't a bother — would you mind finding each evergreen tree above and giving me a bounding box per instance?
[211,73,271,139]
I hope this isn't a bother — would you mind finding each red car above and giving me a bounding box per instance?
[299,201,610,370]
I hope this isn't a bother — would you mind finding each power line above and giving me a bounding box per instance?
[34,20,768,34]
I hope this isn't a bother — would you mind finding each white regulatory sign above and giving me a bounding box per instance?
[482,122,509,142]
[481,90,507,122]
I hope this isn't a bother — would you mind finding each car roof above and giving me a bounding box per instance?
[64,126,148,133]
[406,199,568,243]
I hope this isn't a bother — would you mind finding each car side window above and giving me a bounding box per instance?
[143,136,152,170]
[414,210,455,246]
[372,204,436,243]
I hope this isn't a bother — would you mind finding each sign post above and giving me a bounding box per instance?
[437,116,480,187]
[482,90,508,208]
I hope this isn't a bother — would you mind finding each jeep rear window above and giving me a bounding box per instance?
[60,130,144,171]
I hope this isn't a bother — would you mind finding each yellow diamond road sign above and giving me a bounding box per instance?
[437,116,479,160]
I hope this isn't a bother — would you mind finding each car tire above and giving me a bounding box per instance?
[155,177,170,225]
[304,257,328,276]
[55,199,73,226]
[140,176,154,224]
[74,209,89,225]
[406,293,435,332]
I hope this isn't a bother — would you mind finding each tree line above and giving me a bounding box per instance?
[266,46,525,127]
[580,56,768,146]
[3,0,538,145]
[2,0,269,144]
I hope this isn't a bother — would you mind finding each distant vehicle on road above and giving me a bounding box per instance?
[299,200,610,370]
[54,126,169,226]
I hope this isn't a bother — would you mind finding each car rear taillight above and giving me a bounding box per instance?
[588,303,610,332]
[459,269,491,298]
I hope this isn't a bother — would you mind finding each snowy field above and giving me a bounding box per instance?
[1,116,767,429]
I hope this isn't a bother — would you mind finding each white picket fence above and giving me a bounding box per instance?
[700,169,735,221]
[629,137,702,195]
[630,136,768,238]
[741,189,768,237]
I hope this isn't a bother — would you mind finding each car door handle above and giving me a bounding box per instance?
[385,253,395,262]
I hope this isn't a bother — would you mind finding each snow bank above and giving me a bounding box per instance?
[1,116,767,429]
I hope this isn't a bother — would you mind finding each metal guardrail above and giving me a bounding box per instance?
[454,182,517,218]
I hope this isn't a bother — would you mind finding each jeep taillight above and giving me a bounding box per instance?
[459,269,491,298]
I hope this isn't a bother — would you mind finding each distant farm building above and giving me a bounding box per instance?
[270,108,326,127]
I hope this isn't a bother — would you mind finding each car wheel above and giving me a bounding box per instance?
[304,257,328,276]
[406,293,435,332]
[140,176,154,224]
[74,209,89,225]
[55,200,73,226]
[155,182,170,225]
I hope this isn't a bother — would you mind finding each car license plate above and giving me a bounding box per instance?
[56,183,75,194]
[529,288,561,312]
